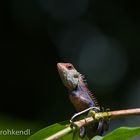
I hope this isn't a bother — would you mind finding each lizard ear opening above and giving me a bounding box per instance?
[74,74,79,78]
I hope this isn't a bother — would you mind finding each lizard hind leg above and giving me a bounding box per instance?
[97,120,110,136]
[72,127,86,139]
[97,120,104,136]
[79,127,86,138]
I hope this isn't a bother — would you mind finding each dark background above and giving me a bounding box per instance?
[0,0,140,139]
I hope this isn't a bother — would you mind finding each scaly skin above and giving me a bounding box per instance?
[57,63,108,138]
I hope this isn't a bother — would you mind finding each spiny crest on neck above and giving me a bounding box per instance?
[79,73,99,107]
[79,73,87,84]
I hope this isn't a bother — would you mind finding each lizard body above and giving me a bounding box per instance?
[57,63,108,138]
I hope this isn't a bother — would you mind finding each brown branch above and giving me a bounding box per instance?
[45,108,140,140]
[108,108,140,119]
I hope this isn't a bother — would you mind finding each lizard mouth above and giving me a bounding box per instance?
[57,63,61,69]
[57,63,64,70]
[57,63,66,81]
[57,63,64,74]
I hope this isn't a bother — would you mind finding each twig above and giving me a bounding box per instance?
[45,127,72,140]
[45,108,140,140]
[108,108,140,119]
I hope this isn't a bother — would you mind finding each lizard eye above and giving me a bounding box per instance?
[67,65,73,70]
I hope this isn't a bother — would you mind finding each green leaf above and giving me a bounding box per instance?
[103,127,140,140]
[91,127,140,140]
[27,121,89,140]
[91,136,103,140]
[27,121,68,140]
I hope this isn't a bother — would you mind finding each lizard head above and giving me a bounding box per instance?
[57,63,80,90]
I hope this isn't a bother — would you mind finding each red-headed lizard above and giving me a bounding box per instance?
[57,63,109,138]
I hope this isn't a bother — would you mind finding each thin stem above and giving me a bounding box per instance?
[108,108,140,119]
[45,127,72,140]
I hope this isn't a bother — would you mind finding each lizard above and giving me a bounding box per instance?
[57,62,109,138]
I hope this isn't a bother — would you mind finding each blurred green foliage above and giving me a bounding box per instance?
[0,116,42,140]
